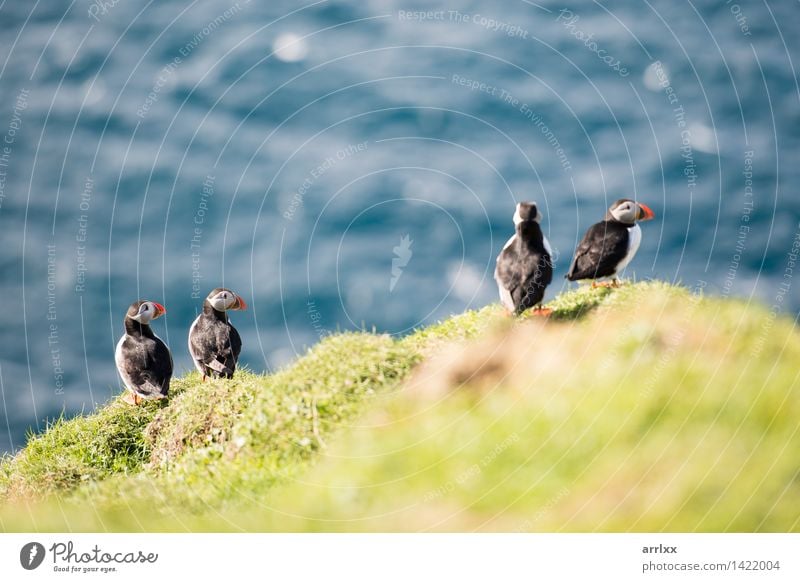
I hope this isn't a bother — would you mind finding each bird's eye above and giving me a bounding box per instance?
[143,305,149,311]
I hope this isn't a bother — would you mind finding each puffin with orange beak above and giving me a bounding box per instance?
[115,300,172,405]
[566,198,655,286]
[188,287,246,380]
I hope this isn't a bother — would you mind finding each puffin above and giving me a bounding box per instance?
[494,201,554,315]
[188,287,246,380]
[566,198,655,286]
[114,300,172,405]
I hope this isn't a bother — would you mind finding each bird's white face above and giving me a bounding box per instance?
[609,200,637,224]
[207,289,246,312]
[128,301,165,324]
[609,200,655,225]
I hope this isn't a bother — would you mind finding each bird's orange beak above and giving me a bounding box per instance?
[153,302,167,317]
[638,203,655,221]
[232,295,247,310]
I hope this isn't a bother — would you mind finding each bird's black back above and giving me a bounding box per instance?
[190,307,242,379]
[566,220,630,281]
[119,330,173,398]
[496,221,553,314]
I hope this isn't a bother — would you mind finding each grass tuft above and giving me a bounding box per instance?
[0,400,159,500]
[537,282,619,320]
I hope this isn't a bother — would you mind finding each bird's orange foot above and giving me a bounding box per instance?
[121,392,139,406]
[531,307,553,317]
[592,281,617,289]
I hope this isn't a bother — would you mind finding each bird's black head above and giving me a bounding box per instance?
[513,202,541,225]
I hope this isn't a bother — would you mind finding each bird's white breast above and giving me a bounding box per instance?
[114,336,124,371]
[115,335,133,392]
[187,315,205,373]
[495,235,517,312]
[615,224,641,274]
[543,235,553,257]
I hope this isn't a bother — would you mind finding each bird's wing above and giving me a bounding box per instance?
[189,319,239,375]
[229,324,242,364]
[495,245,523,311]
[137,337,171,398]
[566,221,630,280]
[515,251,554,312]
[153,335,173,377]
[116,337,171,399]
[114,336,134,392]
[188,320,219,364]
[187,316,206,374]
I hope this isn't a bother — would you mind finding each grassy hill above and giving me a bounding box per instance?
[1,281,799,532]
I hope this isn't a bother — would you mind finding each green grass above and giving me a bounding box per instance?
[0,397,158,501]
[2,281,798,532]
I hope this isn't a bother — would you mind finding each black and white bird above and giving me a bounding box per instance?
[494,201,554,315]
[115,300,172,405]
[566,198,655,286]
[188,288,246,380]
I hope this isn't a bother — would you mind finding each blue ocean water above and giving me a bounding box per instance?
[0,0,798,453]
